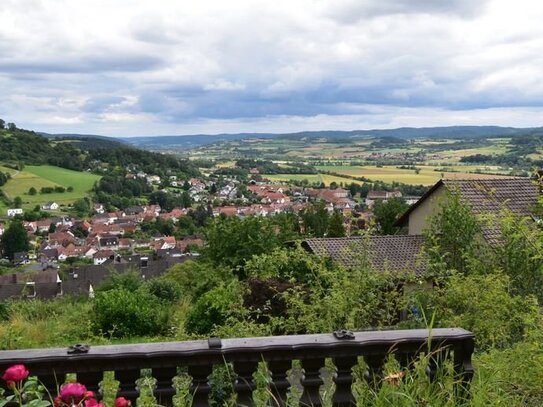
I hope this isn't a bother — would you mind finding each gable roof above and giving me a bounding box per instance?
[396,177,539,227]
[300,235,426,276]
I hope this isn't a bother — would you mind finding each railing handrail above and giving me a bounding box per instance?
[0,328,473,363]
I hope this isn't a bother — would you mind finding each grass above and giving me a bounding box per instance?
[0,165,101,211]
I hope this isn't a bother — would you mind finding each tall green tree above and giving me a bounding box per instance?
[301,202,329,237]
[328,209,345,237]
[0,221,30,260]
[372,197,409,235]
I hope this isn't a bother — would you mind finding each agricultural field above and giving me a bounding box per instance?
[0,164,101,213]
[316,165,511,185]
[262,173,363,186]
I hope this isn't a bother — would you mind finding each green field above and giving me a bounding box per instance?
[0,165,101,213]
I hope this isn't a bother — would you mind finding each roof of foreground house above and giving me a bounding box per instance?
[396,177,540,227]
[300,235,427,276]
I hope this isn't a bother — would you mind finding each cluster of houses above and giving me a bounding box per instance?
[8,177,516,299]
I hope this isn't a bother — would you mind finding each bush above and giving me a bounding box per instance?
[413,272,540,350]
[93,288,168,338]
[185,282,242,335]
[144,278,182,303]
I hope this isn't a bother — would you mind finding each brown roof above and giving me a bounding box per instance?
[396,177,539,227]
[301,235,427,276]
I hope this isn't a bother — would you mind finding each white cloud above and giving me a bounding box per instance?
[1,0,543,135]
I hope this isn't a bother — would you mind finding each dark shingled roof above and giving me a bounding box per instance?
[397,177,539,227]
[301,235,427,276]
[442,178,539,216]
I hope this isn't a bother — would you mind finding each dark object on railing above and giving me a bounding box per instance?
[0,328,474,407]
[67,344,90,354]
[207,336,222,349]
[333,329,355,340]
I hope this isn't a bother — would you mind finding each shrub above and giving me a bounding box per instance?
[144,278,182,303]
[185,282,242,335]
[93,288,167,338]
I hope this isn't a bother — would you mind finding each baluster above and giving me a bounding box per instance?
[363,353,386,387]
[331,356,357,407]
[299,358,324,407]
[38,373,62,397]
[268,360,291,407]
[77,371,103,398]
[426,349,447,382]
[187,364,212,407]
[152,367,177,407]
[233,361,258,407]
[397,351,417,372]
[115,369,141,404]
[453,340,474,400]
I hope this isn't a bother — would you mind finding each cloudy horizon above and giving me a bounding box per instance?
[2,0,543,136]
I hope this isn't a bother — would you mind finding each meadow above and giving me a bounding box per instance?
[0,164,101,212]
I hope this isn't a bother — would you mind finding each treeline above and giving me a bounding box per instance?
[0,119,201,178]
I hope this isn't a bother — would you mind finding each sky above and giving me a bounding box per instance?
[1,0,543,136]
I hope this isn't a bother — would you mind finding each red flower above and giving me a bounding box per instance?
[59,383,87,404]
[53,396,62,407]
[2,364,29,383]
[114,397,131,407]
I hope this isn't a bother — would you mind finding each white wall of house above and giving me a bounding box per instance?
[408,185,447,235]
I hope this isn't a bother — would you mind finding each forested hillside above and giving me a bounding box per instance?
[0,120,200,176]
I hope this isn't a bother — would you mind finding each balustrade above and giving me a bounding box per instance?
[0,328,474,406]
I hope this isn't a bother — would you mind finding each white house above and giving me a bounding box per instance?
[42,202,59,211]
[7,208,23,217]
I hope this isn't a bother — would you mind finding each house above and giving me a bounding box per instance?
[41,202,59,211]
[93,204,105,214]
[93,249,115,265]
[299,235,427,276]
[0,270,61,300]
[98,235,119,248]
[365,191,402,208]
[395,177,540,239]
[7,208,23,217]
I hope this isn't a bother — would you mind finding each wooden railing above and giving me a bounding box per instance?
[0,328,474,406]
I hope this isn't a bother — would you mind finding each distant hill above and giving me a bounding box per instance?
[0,124,200,176]
[118,126,542,150]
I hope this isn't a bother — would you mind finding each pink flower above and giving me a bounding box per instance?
[2,364,29,383]
[59,383,87,404]
[114,397,131,407]
[84,398,104,407]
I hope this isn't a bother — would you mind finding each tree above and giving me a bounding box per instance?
[301,202,329,237]
[328,209,345,237]
[372,197,409,235]
[0,119,5,129]
[73,198,91,217]
[7,123,16,131]
[0,221,30,260]
[13,196,22,208]
[28,187,37,196]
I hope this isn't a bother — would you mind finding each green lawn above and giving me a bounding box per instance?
[1,165,101,212]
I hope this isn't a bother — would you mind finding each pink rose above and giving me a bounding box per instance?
[59,383,87,404]
[2,364,29,383]
[114,397,131,407]
[84,398,104,407]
